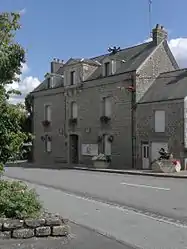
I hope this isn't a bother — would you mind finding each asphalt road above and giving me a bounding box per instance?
[4,167,187,249]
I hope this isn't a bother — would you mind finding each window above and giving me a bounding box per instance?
[45,139,52,153]
[155,110,165,132]
[47,77,53,88]
[71,102,78,118]
[104,62,110,76]
[103,97,111,117]
[111,60,116,74]
[102,135,111,155]
[70,71,75,85]
[44,104,51,121]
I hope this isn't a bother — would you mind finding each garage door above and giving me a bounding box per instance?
[151,142,168,161]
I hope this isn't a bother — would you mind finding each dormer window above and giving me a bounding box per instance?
[47,76,53,88]
[70,71,75,85]
[104,62,110,76]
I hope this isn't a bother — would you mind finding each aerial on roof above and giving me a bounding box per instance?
[139,68,187,103]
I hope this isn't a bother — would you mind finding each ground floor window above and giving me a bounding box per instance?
[45,139,52,153]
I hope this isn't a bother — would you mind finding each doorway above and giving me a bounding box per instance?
[142,143,149,169]
[69,134,79,164]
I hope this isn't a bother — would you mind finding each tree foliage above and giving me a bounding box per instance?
[0,12,29,168]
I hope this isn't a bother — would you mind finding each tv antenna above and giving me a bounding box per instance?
[148,0,153,37]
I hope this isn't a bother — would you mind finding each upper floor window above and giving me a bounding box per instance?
[70,71,75,85]
[71,101,78,118]
[102,97,111,117]
[104,62,110,76]
[47,77,53,88]
[44,104,52,121]
[111,60,116,75]
[155,110,165,132]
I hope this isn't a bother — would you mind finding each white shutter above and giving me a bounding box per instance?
[104,97,111,117]
[44,105,51,121]
[46,141,52,152]
[72,102,78,118]
[155,110,165,132]
[111,60,116,74]
[104,135,111,155]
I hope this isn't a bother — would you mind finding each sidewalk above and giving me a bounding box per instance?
[0,222,133,249]
[5,161,187,178]
[73,166,187,178]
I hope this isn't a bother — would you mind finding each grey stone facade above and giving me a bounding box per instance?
[136,99,185,169]
[32,24,181,169]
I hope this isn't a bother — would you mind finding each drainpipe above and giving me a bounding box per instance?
[127,73,136,169]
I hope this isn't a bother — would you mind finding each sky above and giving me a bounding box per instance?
[1,0,187,103]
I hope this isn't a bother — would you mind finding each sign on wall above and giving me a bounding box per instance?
[81,144,98,156]
[184,97,187,148]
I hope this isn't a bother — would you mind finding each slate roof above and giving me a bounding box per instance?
[139,68,187,103]
[33,76,64,92]
[32,39,178,93]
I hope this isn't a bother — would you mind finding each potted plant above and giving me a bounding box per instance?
[92,153,111,169]
[42,120,50,127]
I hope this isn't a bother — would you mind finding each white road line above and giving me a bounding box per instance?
[121,182,170,191]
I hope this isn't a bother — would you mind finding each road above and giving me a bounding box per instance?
[4,167,187,249]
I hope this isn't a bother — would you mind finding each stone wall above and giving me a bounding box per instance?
[0,215,69,239]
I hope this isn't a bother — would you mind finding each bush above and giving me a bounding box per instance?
[0,180,43,219]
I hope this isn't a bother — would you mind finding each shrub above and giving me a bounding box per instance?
[0,180,43,219]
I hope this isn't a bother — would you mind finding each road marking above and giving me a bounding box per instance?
[121,182,170,191]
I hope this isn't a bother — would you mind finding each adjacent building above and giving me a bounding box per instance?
[32,24,187,170]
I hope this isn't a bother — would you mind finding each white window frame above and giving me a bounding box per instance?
[154,110,165,132]
[70,71,76,85]
[104,135,111,156]
[44,104,52,121]
[45,139,52,153]
[103,97,111,117]
[71,101,78,118]
[111,60,116,74]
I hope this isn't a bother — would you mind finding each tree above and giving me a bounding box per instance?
[0,12,29,169]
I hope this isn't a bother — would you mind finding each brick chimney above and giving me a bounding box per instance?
[152,24,168,45]
[51,58,64,73]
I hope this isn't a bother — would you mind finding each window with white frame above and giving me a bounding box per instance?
[154,110,165,132]
[71,101,78,118]
[70,71,75,85]
[103,97,111,117]
[111,60,116,74]
[102,134,111,155]
[45,138,52,153]
[104,62,110,76]
[44,104,51,121]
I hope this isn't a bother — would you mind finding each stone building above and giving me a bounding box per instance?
[32,24,180,169]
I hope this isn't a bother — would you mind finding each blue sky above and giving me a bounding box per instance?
[1,0,187,99]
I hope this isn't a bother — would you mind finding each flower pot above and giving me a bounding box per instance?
[93,160,109,169]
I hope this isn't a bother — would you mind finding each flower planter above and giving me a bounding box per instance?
[93,160,109,169]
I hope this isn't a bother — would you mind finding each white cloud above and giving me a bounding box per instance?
[144,37,187,67]
[8,63,40,104]
[19,8,26,16]
[168,38,187,67]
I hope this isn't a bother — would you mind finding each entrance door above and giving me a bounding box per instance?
[69,134,79,164]
[142,144,149,169]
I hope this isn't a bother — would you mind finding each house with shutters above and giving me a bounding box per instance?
[31,24,185,170]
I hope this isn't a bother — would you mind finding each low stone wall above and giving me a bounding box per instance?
[0,215,69,239]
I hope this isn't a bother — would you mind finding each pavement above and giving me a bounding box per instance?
[73,166,187,178]
[0,223,131,249]
[3,167,187,249]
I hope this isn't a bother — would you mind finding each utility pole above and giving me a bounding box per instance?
[127,74,136,169]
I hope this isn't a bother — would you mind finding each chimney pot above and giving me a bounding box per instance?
[152,24,167,45]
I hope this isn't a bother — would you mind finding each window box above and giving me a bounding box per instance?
[92,153,111,168]
[69,118,77,125]
[42,120,50,127]
[100,115,111,123]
